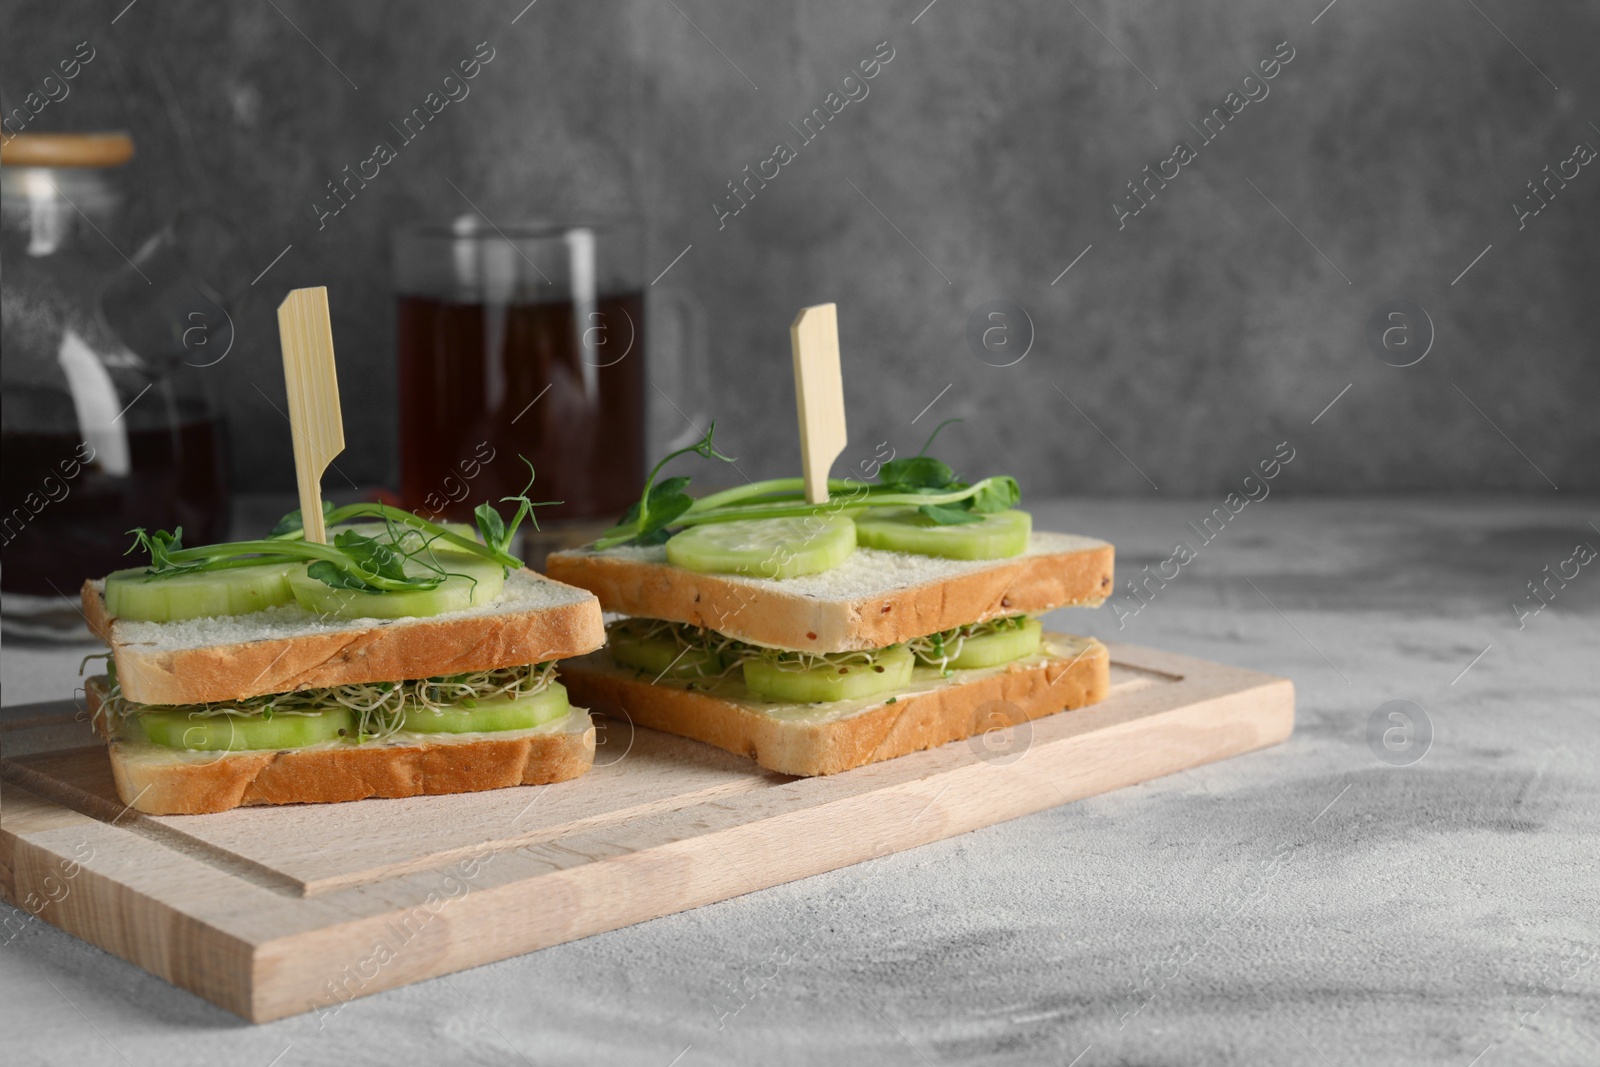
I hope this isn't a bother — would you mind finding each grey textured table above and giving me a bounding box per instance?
[3,498,1597,1067]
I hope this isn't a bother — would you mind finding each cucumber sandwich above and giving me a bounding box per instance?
[547,423,1115,776]
[79,491,605,815]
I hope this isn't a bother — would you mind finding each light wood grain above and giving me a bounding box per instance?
[789,303,847,505]
[276,287,345,544]
[0,643,1291,1022]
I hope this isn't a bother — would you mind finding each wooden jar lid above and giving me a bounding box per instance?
[1,132,134,167]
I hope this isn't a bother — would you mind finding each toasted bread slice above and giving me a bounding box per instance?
[82,569,605,706]
[546,533,1113,653]
[558,631,1109,777]
[84,676,595,815]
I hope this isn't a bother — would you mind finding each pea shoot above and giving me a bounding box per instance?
[124,462,556,593]
[594,418,1021,549]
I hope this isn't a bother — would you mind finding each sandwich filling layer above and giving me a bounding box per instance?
[93,661,576,751]
[605,616,1044,705]
[106,706,593,768]
[573,630,1103,728]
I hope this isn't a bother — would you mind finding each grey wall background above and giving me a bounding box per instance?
[4,0,1597,497]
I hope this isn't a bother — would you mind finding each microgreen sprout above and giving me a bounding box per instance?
[591,417,1020,549]
[96,663,558,743]
[125,463,556,592]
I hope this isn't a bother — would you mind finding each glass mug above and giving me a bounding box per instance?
[392,219,704,557]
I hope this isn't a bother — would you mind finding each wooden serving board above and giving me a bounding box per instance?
[0,643,1291,1023]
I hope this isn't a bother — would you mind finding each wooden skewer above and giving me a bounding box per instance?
[276,287,346,545]
[789,303,847,505]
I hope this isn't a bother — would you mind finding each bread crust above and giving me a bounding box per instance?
[546,541,1114,652]
[83,570,606,706]
[559,633,1110,776]
[85,677,594,815]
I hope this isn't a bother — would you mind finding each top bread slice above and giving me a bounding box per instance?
[82,568,605,707]
[546,531,1113,653]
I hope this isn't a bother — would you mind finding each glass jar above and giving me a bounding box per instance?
[1,133,231,641]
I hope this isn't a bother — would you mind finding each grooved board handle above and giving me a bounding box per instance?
[276,287,345,544]
[789,303,847,505]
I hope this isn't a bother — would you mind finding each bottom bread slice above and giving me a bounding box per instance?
[85,676,595,815]
[558,631,1110,777]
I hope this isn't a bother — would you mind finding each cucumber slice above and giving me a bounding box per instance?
[666,515,856,579]
[611,633,725,679]
[943,618,1043,669]
[743,645,914,703]
[139,706,355,751]
[104,561,299,622]
[400,682,571,734]
[288,552,505,619]
[853,508,1032,560]
[103,523,494,624]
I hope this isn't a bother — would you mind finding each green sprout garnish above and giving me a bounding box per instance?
[125,462,556,593]
[608,421,739,548]
[592,418,1021,549]
[905,615,1030,675]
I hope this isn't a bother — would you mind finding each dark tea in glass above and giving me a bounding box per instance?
[394,222,651,527]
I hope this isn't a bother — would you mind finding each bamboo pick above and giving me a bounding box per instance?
[276,287,346,544]
[789,303,847,505]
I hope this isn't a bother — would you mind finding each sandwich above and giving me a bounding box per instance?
[547,423,1115,776]
[79,489,604,815]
